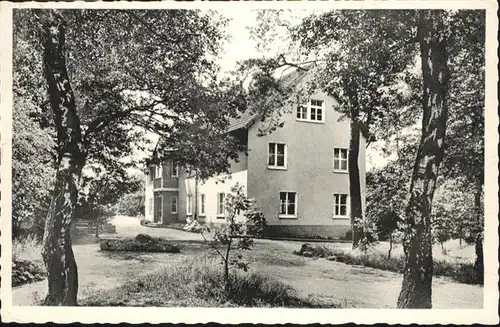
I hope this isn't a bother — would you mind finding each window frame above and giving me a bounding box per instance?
[296,104,308,120]
[186,195,192,215]
[171,196,178,214]
[296,99,325,123]
[333,147,349,173]
[278,191,298,219]
[155,164,162,179]
[199,194,206,216]
[171,163,179,178]
[333,193,349,219]
[267,142,288,170]
[216,192,225,218]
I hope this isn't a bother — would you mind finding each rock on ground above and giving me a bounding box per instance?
[99,234,180,253]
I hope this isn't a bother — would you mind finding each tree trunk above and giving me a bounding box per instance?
[348,118,364,248]
[95,217,100,238]
[388,233,393,259]
[397,10,450,309]
[473,185,483,284]
[224,241,231,295]
[35,9,85,306]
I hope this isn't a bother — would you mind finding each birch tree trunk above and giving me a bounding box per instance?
[349,117,364,248]
[35,9,85,306]
[473,184,483,284]
[397,10,450,308]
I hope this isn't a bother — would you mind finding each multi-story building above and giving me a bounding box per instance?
[144,75,368,239]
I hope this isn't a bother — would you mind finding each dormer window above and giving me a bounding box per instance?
[296,99,324,123]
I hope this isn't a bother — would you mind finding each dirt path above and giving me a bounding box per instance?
[12,216,483,308]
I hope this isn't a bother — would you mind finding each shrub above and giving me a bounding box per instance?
[433,260,480,284]
[12,234,46,287]
[12,259,46,287]
[116,191,145,217]
[184,219,204,233]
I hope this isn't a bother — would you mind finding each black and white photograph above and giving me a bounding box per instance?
[0,0,498,324]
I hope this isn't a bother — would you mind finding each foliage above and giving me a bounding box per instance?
[200,183,267,294]
[155,79,249,181]
[12,68,55,238]
[14,8,243,207]
[365,145,415,256]
[291,10,418,131]
[183,219,205,233]
[115,190,145,217]
[80,257,332,308]
[76,169,143,222]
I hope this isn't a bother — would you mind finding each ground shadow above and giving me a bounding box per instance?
[97,250,169,262]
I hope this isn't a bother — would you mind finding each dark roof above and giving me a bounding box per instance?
[227,110,260,133]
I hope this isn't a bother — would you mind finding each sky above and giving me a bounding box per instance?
[218,10,262,72]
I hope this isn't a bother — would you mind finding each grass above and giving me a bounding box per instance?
[294,243,482,285]
[81,256,337,308]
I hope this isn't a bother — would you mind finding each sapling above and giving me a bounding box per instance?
[200,183,267,295]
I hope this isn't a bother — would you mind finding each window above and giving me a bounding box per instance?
[199,194,206,215]
[333,148,348,172]
[171,163,179,178]
[296,99,324,122]
[268,142,287,169]
[186,195,192,215]
[296,105,307,119]
[155,165,161,178]
[171,196,178,214]
[149,198,153,215]
[310,99,323,121]
[279,192,297,217]
[333,194,349,218]
[217,193,225,217]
